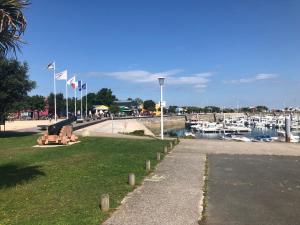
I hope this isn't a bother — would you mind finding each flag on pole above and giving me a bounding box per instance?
[78,80,82,91]
[71,81,78,89]
[47,62,55,70]
[67,76,76,85]
[81,83,86,90]
[55,70,67,80]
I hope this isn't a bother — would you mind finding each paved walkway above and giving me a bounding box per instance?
[102,139,300,225]
[204,154,300,225]
[103,142,206,225]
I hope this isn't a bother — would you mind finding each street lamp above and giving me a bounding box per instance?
[158,77,165,140]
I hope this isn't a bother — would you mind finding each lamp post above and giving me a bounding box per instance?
[158,77,165,140]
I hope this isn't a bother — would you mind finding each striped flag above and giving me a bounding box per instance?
[55,70,67,80]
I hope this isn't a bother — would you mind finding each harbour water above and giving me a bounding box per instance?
[167,127,300,140]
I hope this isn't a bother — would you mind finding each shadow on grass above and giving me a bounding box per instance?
[0,131,38,138]
[0,163,45,189]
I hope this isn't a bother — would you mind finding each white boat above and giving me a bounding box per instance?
[231,135,251,142]
[185,132,195,137]
[226,124,251,132]
[221,134,251,142]
[277,131,300,143]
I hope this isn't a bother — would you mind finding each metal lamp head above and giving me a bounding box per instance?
[158,77,165,86]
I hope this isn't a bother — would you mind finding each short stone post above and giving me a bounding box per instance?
[173,139,177,145]
[157,152,161,161]
[128,173,135,186]
[164,146,168,154]
[100,194,110,212]
[169,142,173,151]
[145,160,151,172]
[177,136,180,143]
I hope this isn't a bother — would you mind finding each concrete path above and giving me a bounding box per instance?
[205,154,300,225]
[103,142,206,225]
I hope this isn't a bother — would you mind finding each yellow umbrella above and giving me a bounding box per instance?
[95,105,109,110]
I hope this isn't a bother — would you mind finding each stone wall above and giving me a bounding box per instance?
[138,116,186,135]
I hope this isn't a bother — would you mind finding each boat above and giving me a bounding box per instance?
[277,131,300,143]
[184,131,196,137]
[252,135,273,142]
[221,133,251,142]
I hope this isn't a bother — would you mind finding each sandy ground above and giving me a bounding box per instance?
[75,119,154,136]
[1,119,61,131]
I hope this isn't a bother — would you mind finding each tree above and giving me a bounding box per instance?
[109,104,119,114]
[27,95,45,119]
[0,57,35,117]
[134,97,143,106]
[85,92,97,113]
[0,0,28,56]
[240,107,251,113]
[204,106,220,113]
[48,93,65,117]
[168,105,178,114]
[256,105,268,112]
[96,88,117,106]
[143,100,156,111]
[223,108,235,113]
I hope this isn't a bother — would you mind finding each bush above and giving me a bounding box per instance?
[129,130,145,136]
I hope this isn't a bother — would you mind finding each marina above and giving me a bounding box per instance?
[169,114,300,142]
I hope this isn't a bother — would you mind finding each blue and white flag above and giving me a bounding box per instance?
[81,83,86,90]
[47,61,55,70]
[78,80,82,91]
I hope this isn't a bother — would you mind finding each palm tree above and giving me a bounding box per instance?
[0,0,28,56]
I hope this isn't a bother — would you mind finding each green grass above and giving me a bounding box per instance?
[0,133,168,225]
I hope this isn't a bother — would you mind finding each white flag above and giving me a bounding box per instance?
[55,70,67,80]
[67,76,76,85]
[47,62,55,70]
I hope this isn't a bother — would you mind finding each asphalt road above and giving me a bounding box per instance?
[204,154,300,225]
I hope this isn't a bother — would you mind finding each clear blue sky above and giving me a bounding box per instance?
[19,0,300,108]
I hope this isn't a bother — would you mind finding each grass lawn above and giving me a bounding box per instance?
[0,132,169,225]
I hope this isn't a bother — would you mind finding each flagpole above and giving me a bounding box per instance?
[66,79,68,119]
[80,85,83,119]
[85,83,88,118]
[53,62,57,121]
[75,86,77,117]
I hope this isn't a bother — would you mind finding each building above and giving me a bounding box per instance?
[114,100,139,115]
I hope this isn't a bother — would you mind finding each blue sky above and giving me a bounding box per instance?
[18,0,300,108]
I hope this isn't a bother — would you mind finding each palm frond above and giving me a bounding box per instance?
[0,0,28,56]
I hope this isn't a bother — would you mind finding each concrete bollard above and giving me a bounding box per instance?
[164,146,168,154]
[128,173,135,186]
[157,152,161,161]
[145,160,151,172]
[100,194,110,212]
[169,142,173,150]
